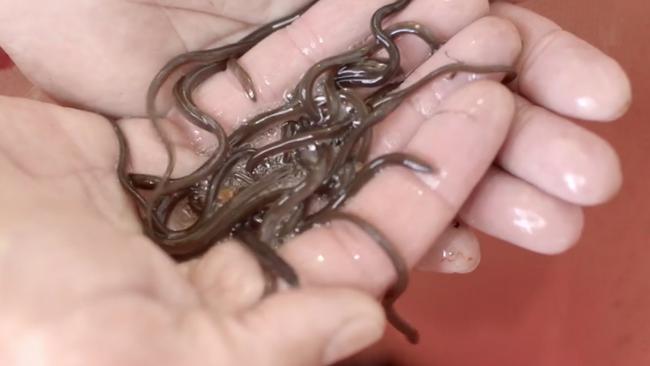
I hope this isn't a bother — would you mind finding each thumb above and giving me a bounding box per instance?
[224,288,386,366]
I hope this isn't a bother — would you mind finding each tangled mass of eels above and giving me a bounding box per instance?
[113,0,515,343]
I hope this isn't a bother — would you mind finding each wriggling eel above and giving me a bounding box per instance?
[114,0,516,344]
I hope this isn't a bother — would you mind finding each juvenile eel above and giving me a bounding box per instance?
[227,58,257,102]
[336,0,413,88]
[116,0,517,344]
[336,20,440,87]
[259,146,332,245]
[311,210,419,344]
[238,230,300,287]
[244,120,350,172]
[371,0,412,81]
[329,153,433,210]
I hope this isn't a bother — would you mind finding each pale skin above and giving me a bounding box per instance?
[0,0,631,365]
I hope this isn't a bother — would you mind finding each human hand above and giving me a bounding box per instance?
[0,0,630,364]
[0,0,630,271]
[0,98,390,366]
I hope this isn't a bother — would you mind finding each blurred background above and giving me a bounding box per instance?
[1,0,648,365]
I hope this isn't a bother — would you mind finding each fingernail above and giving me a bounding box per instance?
[323,317,384,365]
[417,224,481,274]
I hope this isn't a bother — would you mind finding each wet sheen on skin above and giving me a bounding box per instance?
[114,0,515,344]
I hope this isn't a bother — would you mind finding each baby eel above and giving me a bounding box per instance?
[310,210,419,344]
[330,95,405,173]
[304,152,433,228]
[155,168,292,257]
[173,62,226,133]
[367,21,440,57]
[276,203,306,239]
[344,0,413,88]
[259,147,332,244]
[322,71,343,120]
[113,120,148,210]
[113,121,184,235]
[227,58,257,102]
[237,230,300,287]
[147,41,256,127]
[330,153,433,210]
[336,21,440,87]
[371,62,517,109]
[228,102,302,147]
[195,148,256,223]
[369,0,412,81]
[238,1,319,44]
[294,46,372,121]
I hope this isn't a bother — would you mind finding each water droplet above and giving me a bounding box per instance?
[417,169,447,191]
[262,75,272,87]
[513,208,547,235]
[442,249,456,261]
[283,90,295,102]
[563,173,587,194]
[576,96,597,111]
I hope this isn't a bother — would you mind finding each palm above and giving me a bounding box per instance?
[0,98,200,364]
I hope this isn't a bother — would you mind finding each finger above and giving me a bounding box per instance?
[498,96,622,206]
[370,16,521,157]
[416,222,481,274]
[186,240,267,314]
[491,3,631,121]
[223,288,384,366]
[460,168,584,254]
[0,0,488,117]
[282,80,515,294]
[184,0,490,136]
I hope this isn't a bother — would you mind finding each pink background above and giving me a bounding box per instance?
[1,0,648,364]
